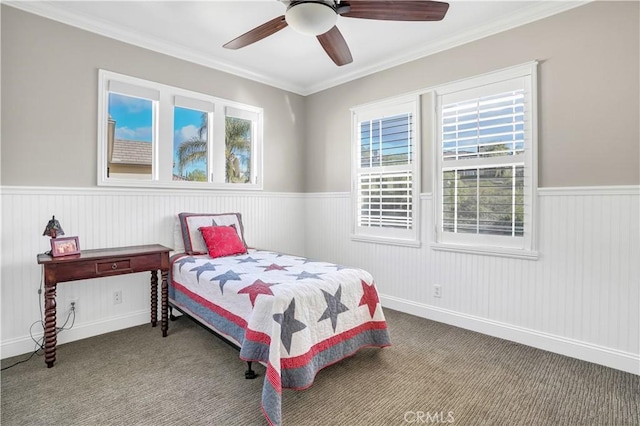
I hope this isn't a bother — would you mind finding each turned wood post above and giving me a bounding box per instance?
[161,270,169,337]
[43,269,57,368]
[150,270,158,327]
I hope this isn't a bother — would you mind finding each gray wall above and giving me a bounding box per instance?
[1,6,307,192]
[304,1,640,193]
[3,3,639,194]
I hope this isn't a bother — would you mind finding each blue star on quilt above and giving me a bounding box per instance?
[236,256,261,263]
[326,264,350,271]
[210,269,244,294]
[273,298,307,354]
[295,258,324,264]
[288,271,325,280]
[318,285,350,332]
[189,262,222,281]
[174,257,196,272]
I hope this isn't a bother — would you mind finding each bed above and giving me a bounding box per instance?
[167,213,391,426]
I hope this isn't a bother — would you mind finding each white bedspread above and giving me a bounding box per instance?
[169,249,391,425]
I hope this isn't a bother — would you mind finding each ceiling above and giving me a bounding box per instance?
[8,1,587,95]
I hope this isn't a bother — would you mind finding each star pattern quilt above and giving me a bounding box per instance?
[169,249,391,426]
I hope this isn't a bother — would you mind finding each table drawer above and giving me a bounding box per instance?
[96,259,132,274]
[42,249,168,282]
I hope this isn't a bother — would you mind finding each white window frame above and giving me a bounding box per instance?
[432,62,538,259]
[97,70,263,190]
[351,94,421,247]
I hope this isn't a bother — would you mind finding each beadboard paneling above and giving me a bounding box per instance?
[2,186,638,375]
[0,187,306,358]
[304,187,640,374]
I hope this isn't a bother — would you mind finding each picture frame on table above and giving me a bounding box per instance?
[50,236,80,257]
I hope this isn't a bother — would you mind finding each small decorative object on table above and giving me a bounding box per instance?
[42,215,64,239]
[50,236,80,257]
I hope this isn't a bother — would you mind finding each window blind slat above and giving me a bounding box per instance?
[357,169,413,230]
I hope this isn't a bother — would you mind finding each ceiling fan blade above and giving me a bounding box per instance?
[223,15,288,49]
[317,26,353,66]
[340,1,449,21]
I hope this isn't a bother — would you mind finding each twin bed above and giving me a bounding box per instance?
[166,213,391,425]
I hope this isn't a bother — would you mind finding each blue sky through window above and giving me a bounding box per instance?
[360,114,412,167]
[108,93,152,142]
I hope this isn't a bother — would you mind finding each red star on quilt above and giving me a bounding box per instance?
[359,280,380,318]
[261,263,290,272]
[238,279,276,306]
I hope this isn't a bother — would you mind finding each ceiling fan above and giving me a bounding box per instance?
[223,0,449,66]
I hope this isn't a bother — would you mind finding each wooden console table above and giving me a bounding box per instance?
[37,244,171,368]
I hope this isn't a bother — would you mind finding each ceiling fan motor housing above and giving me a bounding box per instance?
[286,1,338,36]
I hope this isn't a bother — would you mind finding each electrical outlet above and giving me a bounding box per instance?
[68,297,79,313]
[113,290,122,305]
[434,285,442,298]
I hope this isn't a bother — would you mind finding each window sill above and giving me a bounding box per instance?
[351,234,422,248]
[98,180,263,191]
[431,242,539,260]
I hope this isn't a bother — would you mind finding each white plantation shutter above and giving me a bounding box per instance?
[435,62,537,252]
[352,96,419,245]
[442,90,525,162]
[358,170,412,229]
[442,166,525,236]
[442,89,526,237]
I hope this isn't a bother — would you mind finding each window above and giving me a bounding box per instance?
[98,70,262,189]
[351,95,420,246]
[225,107,258,184]
[105,83,158,181]
[433,62,538,256]
[172,96,213,182]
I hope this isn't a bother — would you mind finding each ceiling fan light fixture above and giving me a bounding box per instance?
[286,1,338,36]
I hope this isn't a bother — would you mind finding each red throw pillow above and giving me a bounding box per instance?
[199,225,248,258]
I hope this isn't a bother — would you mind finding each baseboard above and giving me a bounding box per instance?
[380,294,640,376]
[3,297,638,376]
[1,310,151,360]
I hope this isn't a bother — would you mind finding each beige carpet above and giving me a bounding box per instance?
[2,309,638,425]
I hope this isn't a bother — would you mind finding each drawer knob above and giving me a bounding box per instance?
[112,263,118,270]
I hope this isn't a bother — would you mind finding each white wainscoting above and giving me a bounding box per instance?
[0,186,306,359]
[2,186,639,375]
[304,187,640,375]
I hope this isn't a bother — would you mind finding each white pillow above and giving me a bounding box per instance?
[178,212,247,255]
[173,217,185,253]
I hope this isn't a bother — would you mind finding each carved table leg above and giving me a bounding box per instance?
[161,270,168,337]
[44,281,57,368]
[150,270,158,327]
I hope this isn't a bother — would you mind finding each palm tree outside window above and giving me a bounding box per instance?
[174,112,252,183]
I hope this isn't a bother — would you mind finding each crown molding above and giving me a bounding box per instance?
[4,1,590,96]
[3,0,308,95]
[304,1,591,94]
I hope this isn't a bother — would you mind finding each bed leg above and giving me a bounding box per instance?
[169,306,178,321]
[245,361,257,379]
